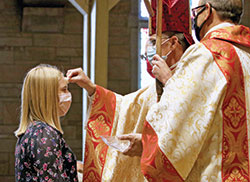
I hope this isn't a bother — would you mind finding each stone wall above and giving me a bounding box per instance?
[0,1,83,181]
[241,0,250,28]
[108,0,138,94]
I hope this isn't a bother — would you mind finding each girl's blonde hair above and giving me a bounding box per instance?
[15,64,63,137]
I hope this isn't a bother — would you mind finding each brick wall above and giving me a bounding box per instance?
[0,1,83,181]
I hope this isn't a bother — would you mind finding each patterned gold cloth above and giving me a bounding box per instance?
[82,84,157,181]
[82,24,250,182]
[142,24,250,182]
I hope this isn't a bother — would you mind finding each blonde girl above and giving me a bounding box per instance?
[15,64,78,182]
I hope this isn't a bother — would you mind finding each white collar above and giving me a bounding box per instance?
[205,22,235,37]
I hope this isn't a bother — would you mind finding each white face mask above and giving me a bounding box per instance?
[59,92,72,117]
[146,39,172,65]
[146,45,173,63]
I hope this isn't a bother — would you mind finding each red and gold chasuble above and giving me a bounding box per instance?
[141,25,250,181]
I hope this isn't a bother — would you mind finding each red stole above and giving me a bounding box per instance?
[82,86,116,181]
[202,25,250,181]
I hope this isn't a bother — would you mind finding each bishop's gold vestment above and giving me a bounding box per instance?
[141,24,250,182]
[82,24,250,182]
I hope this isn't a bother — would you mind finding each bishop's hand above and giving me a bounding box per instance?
[118,133,142,157]
[151,54,172,85]
[67,68,96,96]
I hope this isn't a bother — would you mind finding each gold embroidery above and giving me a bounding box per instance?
[88,115,110,138]
[225,169,248,182]
[84,171,100,182]
[224,98,245,127]
[210,32,230,40]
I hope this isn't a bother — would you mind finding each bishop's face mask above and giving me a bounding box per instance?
[59,92,72,117]
[143,39,172,78]
[146,39,169,64]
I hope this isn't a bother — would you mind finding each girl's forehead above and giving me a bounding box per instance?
[59,76,69,86]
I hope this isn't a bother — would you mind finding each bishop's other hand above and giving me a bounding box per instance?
[151,54,172,85]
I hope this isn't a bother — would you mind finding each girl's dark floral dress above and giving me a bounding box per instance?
[15,121,78,182]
